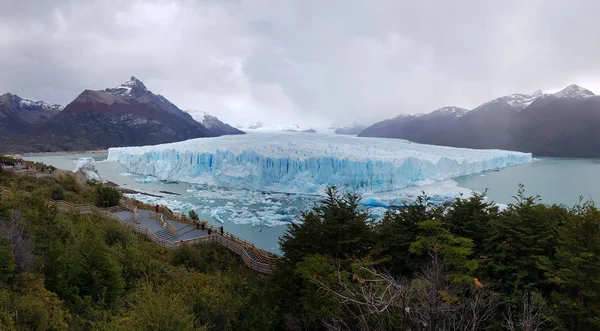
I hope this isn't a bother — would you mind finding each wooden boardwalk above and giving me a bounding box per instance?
[0,185,277,274]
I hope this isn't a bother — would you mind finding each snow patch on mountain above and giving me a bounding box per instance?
[105,76,148,97]
[335,123,368,135]
[185,110,244,135]
[500,90,546,110]
[186,110,215,126]
[19,98,64,112]
[553,84,595,99]
[429,106,468,117]
[393,113,425,120]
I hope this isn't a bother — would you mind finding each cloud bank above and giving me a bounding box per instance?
[1,0,600,126]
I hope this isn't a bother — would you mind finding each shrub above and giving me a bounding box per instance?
[95,186,122,207]
[50,185,65,201]
[188,210,199,221]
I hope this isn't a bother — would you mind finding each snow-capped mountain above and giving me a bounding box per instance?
[476,90,547,112]
[334,123,368,135]
[499,90,546,110]
[429,106,469,117]
[185,110,244,136]
[0,93,63,136]
[104,76,148,97]
[5,77,217,152]
[552,84,594,99]
[102,76,200,126]
[18,98,64,113]
[360,84,600,157]
[242,123,320,133]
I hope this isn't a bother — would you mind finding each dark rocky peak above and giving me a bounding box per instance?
[71,90,128,106]
[105,76,149,97]
[0,92,21,105]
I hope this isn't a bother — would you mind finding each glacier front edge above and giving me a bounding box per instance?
[107,132,532,194]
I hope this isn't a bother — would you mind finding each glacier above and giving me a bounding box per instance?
[107,132,532,194]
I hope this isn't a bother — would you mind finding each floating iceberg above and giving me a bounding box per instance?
[135,176,157,183]
[74,157,105,183]
[108,132,532,194]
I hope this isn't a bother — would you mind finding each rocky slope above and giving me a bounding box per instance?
[1,77,215,152]
[185,110,244,135]
[334,123,367,135]
[360,85,600,157]
[0,93,63,136]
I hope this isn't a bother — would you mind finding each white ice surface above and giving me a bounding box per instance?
[108,132,532,194]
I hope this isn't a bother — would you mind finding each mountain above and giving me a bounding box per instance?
[242,123,319,133]
[335,123,367,135]
[185,110,244,135]
[360,85,600,157]
[359,107,468,145]
[0,93,63,136]
[510,85,600,157]
[1,77,215,152]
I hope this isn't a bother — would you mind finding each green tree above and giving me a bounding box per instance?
[95,186,122,207]
[50,185,65,201]
[445,191,499,257]
[73,232,125,306]
[294,254,343,318]
[275,186,376,330]
[9,273,70,330]
[120,281,201,331]
[0,239,15,283]
[410,219,477,285]
[375,194,446,277]
[482,185,564,296]
[279,186,374,264]
[550,202,600,330]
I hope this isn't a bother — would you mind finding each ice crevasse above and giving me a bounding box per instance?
[107,132,532,194]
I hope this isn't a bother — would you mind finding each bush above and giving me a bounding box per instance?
[188,210,199,221]
[95,186,122,207]
[58,175,79,193]
[51,185,65,201]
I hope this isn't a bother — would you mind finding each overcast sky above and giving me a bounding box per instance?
[1,0,600,127]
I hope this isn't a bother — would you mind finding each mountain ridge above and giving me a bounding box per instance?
[0,93,64,136]
[185,110,245,136]
[0,77,242,152]
[359,84,600,157]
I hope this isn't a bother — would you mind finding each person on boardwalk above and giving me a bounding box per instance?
[155,204,160,213]
[207,228,212,235]
[220,226,224,236]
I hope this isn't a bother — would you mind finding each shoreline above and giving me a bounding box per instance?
[7,149,108,158]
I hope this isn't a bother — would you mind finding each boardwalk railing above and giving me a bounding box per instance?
[175,234,274,274]
[167,220,177,236]
[158,206,279,266]
[0,185,276,273]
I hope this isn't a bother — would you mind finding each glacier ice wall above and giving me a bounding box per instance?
[107,132,532,194]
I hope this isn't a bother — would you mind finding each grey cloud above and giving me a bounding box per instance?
[1,0,600,127]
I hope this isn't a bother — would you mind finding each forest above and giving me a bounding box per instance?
[0,158,599,330]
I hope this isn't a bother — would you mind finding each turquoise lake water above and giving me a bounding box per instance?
[454,158,600,207]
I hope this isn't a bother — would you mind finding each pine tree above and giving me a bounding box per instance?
[550,202,600,330]
[375,194,446,277]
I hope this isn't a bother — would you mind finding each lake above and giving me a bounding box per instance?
[455,158,600,207]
